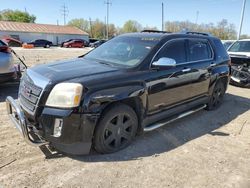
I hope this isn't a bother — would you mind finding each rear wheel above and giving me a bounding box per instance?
[206,80,225,110]
[94,104,138,154]
[45,44,50,48]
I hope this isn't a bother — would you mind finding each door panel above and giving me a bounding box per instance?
[147,38,212,115]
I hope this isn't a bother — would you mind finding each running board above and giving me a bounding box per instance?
[143,105,207,132]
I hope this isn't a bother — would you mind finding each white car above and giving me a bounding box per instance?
[0,40,18,83]
[227,39,250,87]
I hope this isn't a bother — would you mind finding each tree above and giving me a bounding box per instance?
[108,23,117,38]
[143,25,158,31]
[0,9,36,23]
[68,18,90,32]
[91,19,106,39]
[122,20,142,33]
[240,34,250,39]
[165,19,237,40]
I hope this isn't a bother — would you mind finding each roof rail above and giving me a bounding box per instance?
[180,29,212,36]
[141,30,171,34]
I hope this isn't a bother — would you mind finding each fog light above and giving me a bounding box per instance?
[53,118,63,137]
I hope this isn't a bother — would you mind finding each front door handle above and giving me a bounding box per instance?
[210,62,216,67]
[182,68,191,73]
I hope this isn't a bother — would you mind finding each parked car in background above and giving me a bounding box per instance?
[89,38,99,44]
[62,39,85,48]
[28,39,53,48]
[90,39,107,48]
[61,39,89,47]
[0,40,18,82]
[221,40,235,50]
[2,37,22,47]
[6,31,230,155]
[227,39,250,88]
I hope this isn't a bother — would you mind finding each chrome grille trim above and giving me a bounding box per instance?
[19,69,50,116]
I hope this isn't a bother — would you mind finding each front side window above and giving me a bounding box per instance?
[85,36,160,67]
[188,39,212,61]
[154,39,186,64]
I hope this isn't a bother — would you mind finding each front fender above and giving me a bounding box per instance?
[82,85,147,113]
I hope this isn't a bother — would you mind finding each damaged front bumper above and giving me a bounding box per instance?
[6,96,98,155]
[6,96,48,146]
[230,66,250,87]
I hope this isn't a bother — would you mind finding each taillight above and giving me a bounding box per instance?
[0,46,11,53]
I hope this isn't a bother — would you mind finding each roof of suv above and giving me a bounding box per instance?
[121,30,213,40]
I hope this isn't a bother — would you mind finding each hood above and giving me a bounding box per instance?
[30,57,120,84]
[228,52,250,58]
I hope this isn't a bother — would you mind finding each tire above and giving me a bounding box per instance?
[69,45,72,48]
[206,80,226,110]
[94,104,138,154]
[45,44,50,48]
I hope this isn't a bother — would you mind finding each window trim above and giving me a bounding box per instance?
[150,38,214,69]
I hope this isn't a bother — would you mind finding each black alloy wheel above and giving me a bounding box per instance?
[94,104,138,154]
[207,81,225,110]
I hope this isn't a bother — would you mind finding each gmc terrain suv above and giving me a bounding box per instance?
[6,31,231,155]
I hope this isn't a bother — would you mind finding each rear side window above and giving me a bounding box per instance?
[155,39,186,64]
[188,39,212,61]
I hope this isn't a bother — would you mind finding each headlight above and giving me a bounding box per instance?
[46,83,83,108]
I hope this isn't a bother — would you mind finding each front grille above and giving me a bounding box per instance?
[19,74,43,114]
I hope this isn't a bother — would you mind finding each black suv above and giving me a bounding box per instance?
[28,39,53,48]
[6,31,230,155]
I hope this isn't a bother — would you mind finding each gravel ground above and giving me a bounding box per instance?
[0,48,250,188]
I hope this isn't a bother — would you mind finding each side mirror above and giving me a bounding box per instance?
[152,57,176,68]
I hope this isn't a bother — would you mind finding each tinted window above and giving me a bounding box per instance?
[188,39,212,61]
[155,39,186,64]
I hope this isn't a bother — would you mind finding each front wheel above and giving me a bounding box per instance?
[206,80,226,110]
[94,104,138,154]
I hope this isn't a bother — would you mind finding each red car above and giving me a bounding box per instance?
[62,39,84,48]
[2,37,22,47]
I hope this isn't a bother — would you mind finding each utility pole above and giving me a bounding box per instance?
[162,2,164,31]
[238,0,246,40]
[104,0,112,39]
[61,3,69,25]
[195,11,199,25]
[89,18,93,38]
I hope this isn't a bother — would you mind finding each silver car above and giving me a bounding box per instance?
[0,40,17,83]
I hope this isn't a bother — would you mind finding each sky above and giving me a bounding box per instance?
[0,0,249,35]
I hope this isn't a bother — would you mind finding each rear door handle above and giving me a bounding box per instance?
[210,62,216,67]
[182,68,191,72]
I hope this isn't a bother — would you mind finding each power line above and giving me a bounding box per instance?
[60,3,69,25]
[104,0,112,39]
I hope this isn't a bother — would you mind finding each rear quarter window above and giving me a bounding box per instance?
[188,39,212,61]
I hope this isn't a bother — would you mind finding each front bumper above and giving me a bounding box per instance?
[6,96,98,155]
[6,96,48,146]
[0,65,22,83]
[230,66,250,88]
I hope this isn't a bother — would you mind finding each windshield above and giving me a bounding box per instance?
[84,36,160,67]
[228,41,250,52]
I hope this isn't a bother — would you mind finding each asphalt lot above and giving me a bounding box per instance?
[0,48,250,188]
